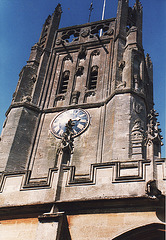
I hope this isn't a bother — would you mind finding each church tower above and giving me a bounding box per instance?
[0,1,165,239]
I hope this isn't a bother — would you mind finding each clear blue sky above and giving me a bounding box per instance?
[0,0,165,157]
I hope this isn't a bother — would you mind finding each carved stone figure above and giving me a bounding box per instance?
[91,49,100,56]
[133,101,143,114]
[145,109,163,158]
[131,119,144,139]
[78,45,87,59]
[71,91,80,104]
[81,28,90,38]
[146,180,162,199]
[60,119,75,154]
[22,95,32,102]
[75,66,84,76]
[145,109,163,145]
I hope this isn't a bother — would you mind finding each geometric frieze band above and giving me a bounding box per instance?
[0,160,153,192]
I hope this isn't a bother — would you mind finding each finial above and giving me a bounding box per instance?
[133,0,142,11]
[146,53,153,68]
[54,3,62,14]
[45,15,51,24]
[146,109,163,146]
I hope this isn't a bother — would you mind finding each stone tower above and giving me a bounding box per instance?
[0,1,165,239]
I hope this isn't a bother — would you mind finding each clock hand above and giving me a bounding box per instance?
[72,117,81,121]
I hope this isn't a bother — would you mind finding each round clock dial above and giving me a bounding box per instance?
[50,109,90,139]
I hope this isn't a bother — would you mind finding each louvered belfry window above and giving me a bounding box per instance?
[59,70,70,94]
[88,65,98,90]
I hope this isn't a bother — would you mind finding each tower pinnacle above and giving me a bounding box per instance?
[134,0,142,11]
[54,3,62,14]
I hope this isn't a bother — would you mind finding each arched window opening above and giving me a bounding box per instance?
[113,223,165,240]
[59,70,70,94]
[88,65,98,90]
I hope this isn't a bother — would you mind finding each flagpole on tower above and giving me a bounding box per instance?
[100,0,106,36]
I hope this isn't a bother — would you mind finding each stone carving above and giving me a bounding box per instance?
[119,60,125,70]
[78,45,87,59]
[91,65,98,74]
[145,109,163,159]
[131,119,144,159]
[60,119,75,154]
[63,55,71,62]
[85,90,96,98]
[56,38,62,45]
[81,28,90,38]
[22,95,32,102]
[145,109,163,146]
[31,74,37,83]
[132,51,144,93]
[131,119,144,141]
[133,101,143,114]
[91,49,100,56]
[104,29,114,36]
[133,74,139,91]
[117,81,126,89]
[146,180,162,199]
[71,91,80,105]
[62,70,70,79]
[75,66,84,76]
[55,95,65,102]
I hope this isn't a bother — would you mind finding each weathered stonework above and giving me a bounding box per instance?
[0,1,165,239]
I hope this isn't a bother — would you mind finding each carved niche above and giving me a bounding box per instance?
[131,119,144,159]
[132,51,144,93]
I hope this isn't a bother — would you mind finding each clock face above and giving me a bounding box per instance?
[50,109,90,139]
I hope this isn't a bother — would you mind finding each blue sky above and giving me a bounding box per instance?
[0,0,165,157]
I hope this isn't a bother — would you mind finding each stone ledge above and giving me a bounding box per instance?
[38,212,64,222]
[5,102,41,117]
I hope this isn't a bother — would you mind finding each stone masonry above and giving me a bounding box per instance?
[0,1,165,239]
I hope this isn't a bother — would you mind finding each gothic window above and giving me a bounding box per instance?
[59,70,70,94]
[88,65,98,90]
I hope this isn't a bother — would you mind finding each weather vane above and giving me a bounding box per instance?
[88,1,94,23]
